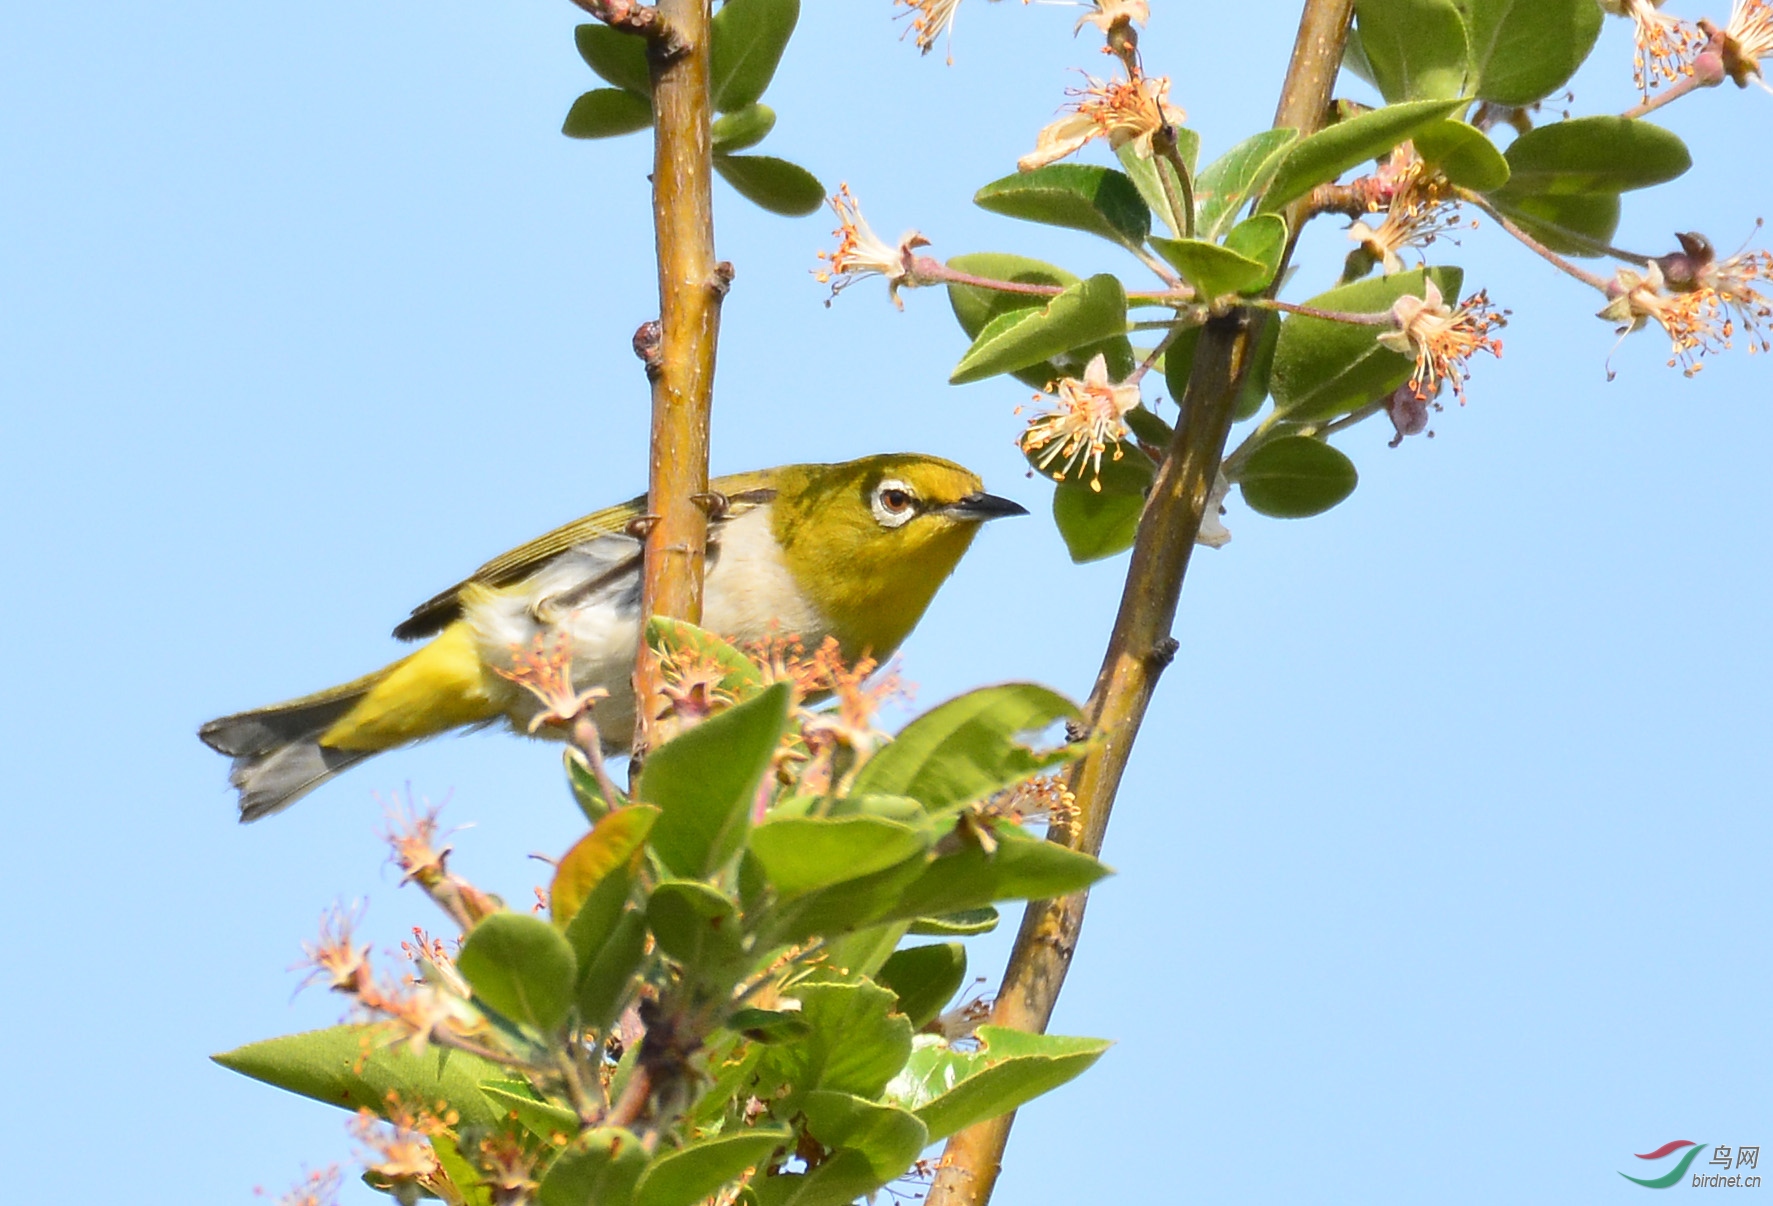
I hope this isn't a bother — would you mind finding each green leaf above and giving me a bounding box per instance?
[950,275,1128,386]
[713,154,825,217]
[944,255,1133,390]
[567,749,616,822]
[635,1129,792,1206]
[1261,98,1464,212]
[562,89,653,139]
[1488,190,1620,256]
[1269,265,1464,422]
[907,907,999,936]
[1115,133,1199,237]
[213,1026,505,1127]
[538,1128,648,1206]
[1460,0,1603,104]
[1150,236,1269,299]
[1224,214,1288,284]
[711,102,776,152]
[760,981,913,1101]
[575,23,652,96]
[1238,436,1359,518]
[851,683,1082,810]
[1411,120,1509,191]
[1235,309,1282,422]
[1194,128,1299,240]
[1354,0,1472,103]
[710,0,798,111]
[642,681,791,879]
[726,1007,814,1042]
[750,815,932,898]
[577,908,648,1032]
[646,880,744,972]
[974,165,1151,249]
[886,1026,1111,1142]
[551,804,658,929]
[885,821,1112,921]
[1053,483,1145,563]
[433,1134,495,1206]
[457,912,578,1034]
[645,618,767,701]
[1495,117,1690,194]
[795,1092,927,1198]
[480,1083,580,1142]
[877,943,967,1030]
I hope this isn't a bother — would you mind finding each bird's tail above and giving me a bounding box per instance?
[199,622,502,822]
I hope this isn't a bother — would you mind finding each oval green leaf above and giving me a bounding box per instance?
[850,683,1082,810]
[641,681,791,879]
[974,165,1151,249]
[1411,120,1509,191]
[1052,482,1145,563]
[1489,190,1620,257]
[712,154,824,216]
[1354,0,1472,103]
[710,0,798,111]
[1116,133,1199,236]
[538,1128,648,1206]
[907,906,1000,936]
[562,88,653,139]
[574,23,651,96]
[886,1026,1111,1142]
[1497,116,1690,195]
[647,879,743,971]
[711,102,776,152]
[457,912,578,1034]
[1261,98,1464,212]
[551,804,659,929]
[634,1128,792,1206]
[1237,435,1359,518]
[1463,0,1603,105]
[1195,128,1299,240]
[950,274,1128,385]
[877,942,968,1031]
[1149,236,1269,299]
[750,815,931,898]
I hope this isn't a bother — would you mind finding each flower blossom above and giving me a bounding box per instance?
[1378,279,1506,402]
[896,0,965,61]
[813,185,929,308]
[1017,353,1143,491]
[1603,234,1773,374]
[1709,0,1773,88]
[1599,0,1706,92]
[1018,74,1186,172]
[1345,150,1468,275]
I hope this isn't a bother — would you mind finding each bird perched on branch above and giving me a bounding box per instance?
[200,453,1026,821]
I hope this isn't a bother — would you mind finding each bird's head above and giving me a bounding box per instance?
[769,453,1027,659]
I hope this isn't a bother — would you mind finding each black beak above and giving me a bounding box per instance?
[941,491,1029,522]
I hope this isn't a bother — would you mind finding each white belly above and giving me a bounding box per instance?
[459,504,823,749]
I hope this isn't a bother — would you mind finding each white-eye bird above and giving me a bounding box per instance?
[200,453,1027,821]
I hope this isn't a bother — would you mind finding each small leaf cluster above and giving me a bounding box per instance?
[218,623,1110,1206]
[566,0,825,215]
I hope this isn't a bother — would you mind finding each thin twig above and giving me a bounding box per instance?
[909,255,1195,305]
[1456,189,1613,291]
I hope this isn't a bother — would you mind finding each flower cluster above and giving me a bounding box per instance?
[1600,233,1773,374]
[1601,0,1707,92]
[1345,147,1470,276]
[1019,73,1187,172]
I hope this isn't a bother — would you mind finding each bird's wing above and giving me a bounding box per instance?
[392,471,780,641]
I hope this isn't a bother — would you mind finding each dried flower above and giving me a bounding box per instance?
[1075,0,1149,34]
[1197,469,1232,548]
[1713,0,1773,88]
[257,1166,342,1206]
[1386,382,1434,448]
[814,185,929,308]
[896,0,965,61]
[494,633,609,734]
[1378,280,1506,401]
[299,904,374,997]
[1600,0,1706,92]
[1018,73,1186,171]
[1345,151,1468,275]
[1017,353,1142,491]
[1606,234,1773,374]
[351,1105,445,1191]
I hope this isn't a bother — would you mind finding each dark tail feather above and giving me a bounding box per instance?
[200,679,380,822]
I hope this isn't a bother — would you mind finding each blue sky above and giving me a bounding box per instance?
[4,1,1770,1202]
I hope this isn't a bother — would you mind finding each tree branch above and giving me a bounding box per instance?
[633,0,724,753]
[923,4,1357,1203]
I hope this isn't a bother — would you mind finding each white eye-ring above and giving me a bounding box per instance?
[871,478,918,528]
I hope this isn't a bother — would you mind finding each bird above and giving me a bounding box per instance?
[199,453,1027,822]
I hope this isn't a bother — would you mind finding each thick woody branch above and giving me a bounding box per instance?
[924,4,1357,1204]
[633,0,724,752]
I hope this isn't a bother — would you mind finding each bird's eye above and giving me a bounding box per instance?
[871,479,918,528]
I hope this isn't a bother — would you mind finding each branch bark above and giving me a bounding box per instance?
[633,0,724,752]
[924,4,1357,1203]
